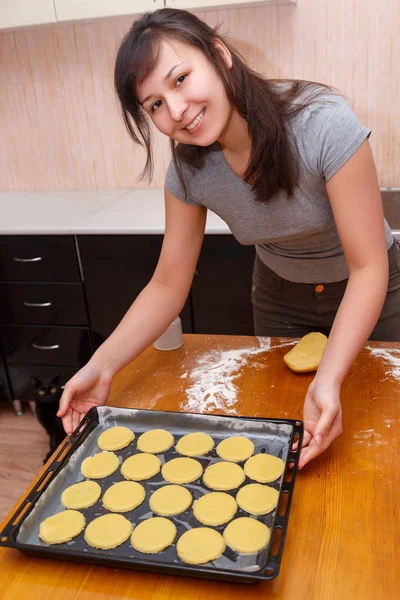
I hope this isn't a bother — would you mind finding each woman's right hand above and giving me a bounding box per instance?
[57,362,113,435]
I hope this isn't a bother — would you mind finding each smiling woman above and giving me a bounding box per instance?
[57,8,400,473]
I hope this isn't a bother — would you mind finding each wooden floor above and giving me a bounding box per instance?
[0,402,49,523]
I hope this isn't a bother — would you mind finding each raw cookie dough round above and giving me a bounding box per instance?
[97,426,134,451]
[223,517,271,553]
[137,429,174,454]
[177,527,225,564]
[81,451,120,479]
[236,483,279,515]
[102,481,145,512]
[216,436,255,462]
[131,517,177,553]
[121,453,161,481]
[61,480,102,509]
[85,513,132,549]
[244,454,285,483]
[283,332,328,372]
[39,510,85,544]
[149,485,192,516]
[193,492,237,526]
[162,457,203,484]
[203,461,245,491]
[176,432,214,457]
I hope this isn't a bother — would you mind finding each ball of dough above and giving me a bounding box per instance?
[85,513,132,549]
[244,453,285,483]
[193,492,237,526]
[162,457,203,484]
[223,517,271,553]
[137,429,174,454]
[81,451,120,479]
[216,436,255,462]
[121,453,161,481]
[203,461,245,491]
[283,331,328,372]
[97,426,134,451]
[102,481,145,512]
[61,480,102,509]
[177,528,225,564]
[176,432,214,457]
[131,517,177,554]
[39,510,85,544]
[236,483,279,515]
[149,485,192,516]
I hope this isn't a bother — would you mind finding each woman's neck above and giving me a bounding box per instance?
[218,107,251,156]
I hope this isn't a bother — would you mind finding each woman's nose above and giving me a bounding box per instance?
[167,96,188,122]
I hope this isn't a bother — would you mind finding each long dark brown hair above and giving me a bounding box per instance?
[114,8,333,202]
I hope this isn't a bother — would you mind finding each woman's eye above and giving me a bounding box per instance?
[176,74,187,86]
[151,100,162,112]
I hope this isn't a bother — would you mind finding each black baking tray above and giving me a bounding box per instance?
[0,407,303,583]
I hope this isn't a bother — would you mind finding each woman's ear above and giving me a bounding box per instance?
[213,38,233,69]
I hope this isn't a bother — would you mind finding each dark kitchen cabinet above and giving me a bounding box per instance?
[0,232,256,408]
[191,235,255,335]
[0,235,90,409]
[77,235,193,347]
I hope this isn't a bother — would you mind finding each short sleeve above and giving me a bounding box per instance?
[297,93,371,181]
[165,159,203,207]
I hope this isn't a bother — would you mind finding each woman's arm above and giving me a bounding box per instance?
[300,139,388,467]
[58,189,207,433]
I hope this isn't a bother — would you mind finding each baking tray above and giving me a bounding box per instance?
[0,407,303,583]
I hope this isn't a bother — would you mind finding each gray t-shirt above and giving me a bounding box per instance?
[165,87,393,283]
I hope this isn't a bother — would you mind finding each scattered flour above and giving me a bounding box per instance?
[365,346,400,380]
[180,337,295,414]
[354,429,388,446]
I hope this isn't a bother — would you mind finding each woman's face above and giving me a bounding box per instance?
[137,39,233,147]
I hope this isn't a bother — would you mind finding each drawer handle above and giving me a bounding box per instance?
[32,343,60,350]
[13,256,42,263]
[23,301,52,308]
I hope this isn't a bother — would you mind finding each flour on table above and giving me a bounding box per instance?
[180,337,295,414]
[365,346,400,381]
[353,429,388,446]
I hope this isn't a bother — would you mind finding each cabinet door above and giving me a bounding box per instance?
[54,0,164,22]
[191,235,255,335]
[165,0,288,8]
[0,0,56,30]
[0,325,92,367]
[78,235,192,347]
[0,282,88,326]
[0,236,81,283]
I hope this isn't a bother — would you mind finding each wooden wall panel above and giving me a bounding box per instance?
[0,0,399,191]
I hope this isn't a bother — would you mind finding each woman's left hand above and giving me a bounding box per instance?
[298,378,343,469]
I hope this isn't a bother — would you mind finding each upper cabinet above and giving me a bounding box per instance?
[0,0,296,30]
[0,0,56,29]
[165,0,295,8]
[54,0,164,23]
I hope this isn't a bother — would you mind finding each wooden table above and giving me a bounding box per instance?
[1,335,399,600]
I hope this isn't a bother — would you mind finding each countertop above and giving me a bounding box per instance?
[1,189,399,239]
[0,189,230,235]
[0,334,399,599]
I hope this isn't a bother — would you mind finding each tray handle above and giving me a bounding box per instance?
[261,419,304,579]
[0,408,100,544]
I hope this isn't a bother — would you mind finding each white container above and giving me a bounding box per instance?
[154,316,184,351]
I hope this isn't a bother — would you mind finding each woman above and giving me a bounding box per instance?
[57,8,400,469]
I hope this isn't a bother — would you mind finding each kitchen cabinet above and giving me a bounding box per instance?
[54,0,164,23]
[0,235,91,411]
[191,235,255,335]
[0,0,56,30]
[77,235,193,347]
[165,0,296,9]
